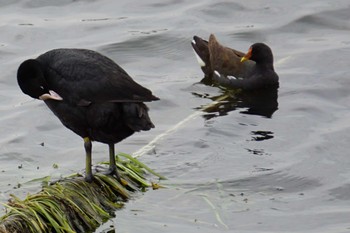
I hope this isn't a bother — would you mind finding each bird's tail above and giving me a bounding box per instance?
[191,36,210,66]
[122,103,155,132]
[191,36,213,77]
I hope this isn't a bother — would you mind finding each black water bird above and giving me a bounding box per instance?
[17,48,159,182]
[191,34,279,90]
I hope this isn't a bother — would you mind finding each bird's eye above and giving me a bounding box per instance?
[40,86,45,90]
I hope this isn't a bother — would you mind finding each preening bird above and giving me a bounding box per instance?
[17,48,159,182]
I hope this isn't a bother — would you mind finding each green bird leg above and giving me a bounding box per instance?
[84,137,93,182]
[106,143,121,182]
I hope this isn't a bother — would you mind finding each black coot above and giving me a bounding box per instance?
[17,48,159,182]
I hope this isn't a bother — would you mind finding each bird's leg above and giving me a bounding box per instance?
[84,137,93,182]
[105,143,121,182]
[108,143,116,173]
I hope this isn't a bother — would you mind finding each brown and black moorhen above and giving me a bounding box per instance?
[192,34,279,90]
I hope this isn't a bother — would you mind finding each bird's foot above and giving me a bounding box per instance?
[103,166,116,176]
[84,173,94,183]
[103,166,127,186]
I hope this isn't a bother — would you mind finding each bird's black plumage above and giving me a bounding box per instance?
[17,48,159,182]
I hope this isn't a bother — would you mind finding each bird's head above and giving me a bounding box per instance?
[240,43,274,64]
[17,59,63,101]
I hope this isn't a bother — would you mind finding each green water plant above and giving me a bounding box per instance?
[0,153,164,233]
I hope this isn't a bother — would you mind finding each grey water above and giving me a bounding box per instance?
[1,0,350,232]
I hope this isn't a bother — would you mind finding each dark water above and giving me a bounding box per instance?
[1,0,350,232]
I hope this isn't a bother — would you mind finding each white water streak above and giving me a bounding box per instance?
[133,94,230,158]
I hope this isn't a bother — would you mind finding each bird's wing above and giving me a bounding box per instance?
[38,49,158,105]
[208,34,256,79]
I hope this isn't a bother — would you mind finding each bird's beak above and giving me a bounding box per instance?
[39,90,63,101]
[241,47,252,63]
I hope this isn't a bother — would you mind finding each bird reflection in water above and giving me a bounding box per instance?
[193,76,279,120]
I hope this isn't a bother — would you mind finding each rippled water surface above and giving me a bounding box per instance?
[1,0,350,232]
